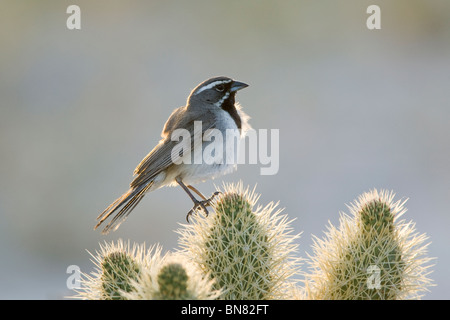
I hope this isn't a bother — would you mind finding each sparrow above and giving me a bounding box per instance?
[95,76,250,234]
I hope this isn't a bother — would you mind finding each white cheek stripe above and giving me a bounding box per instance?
[214,91,230,107]
[194,79,232,95]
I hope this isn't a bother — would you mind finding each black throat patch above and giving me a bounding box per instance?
[220,93,242,129]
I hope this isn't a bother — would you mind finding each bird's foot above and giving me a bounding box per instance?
[186,191,221,222]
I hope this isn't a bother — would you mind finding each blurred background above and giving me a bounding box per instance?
[0,0,449,299]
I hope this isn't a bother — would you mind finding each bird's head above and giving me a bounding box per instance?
[187,76,248,108]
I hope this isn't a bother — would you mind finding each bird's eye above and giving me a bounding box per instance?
[215,84,225,92]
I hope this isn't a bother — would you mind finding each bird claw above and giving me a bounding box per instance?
[185,191,221,223]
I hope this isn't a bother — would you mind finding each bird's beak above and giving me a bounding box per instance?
[230,81,249,92]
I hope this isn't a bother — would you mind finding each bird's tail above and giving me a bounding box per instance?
[95,182,153,234]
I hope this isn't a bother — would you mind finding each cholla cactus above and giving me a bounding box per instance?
[73,240,219,300]
[124,253,221,300]
[177,182,302,299]
[73,239,147,300]
[73,186,434,300]
[304,189,433,300]
[157,263,190,299]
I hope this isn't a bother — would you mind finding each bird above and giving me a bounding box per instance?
[95,76,250,234]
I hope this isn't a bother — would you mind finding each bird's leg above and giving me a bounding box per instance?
[187,185,221,207]
[176,178,220,222]
[176,178,208,222]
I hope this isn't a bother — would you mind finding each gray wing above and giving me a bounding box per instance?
[130,107,216,188]
[95,106,217,234]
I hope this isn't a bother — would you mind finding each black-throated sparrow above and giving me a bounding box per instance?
[95,76,250,234]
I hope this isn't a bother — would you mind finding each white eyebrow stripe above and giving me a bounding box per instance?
[194,79,232,95]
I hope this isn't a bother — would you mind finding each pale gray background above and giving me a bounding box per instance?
[0,0,448,299]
